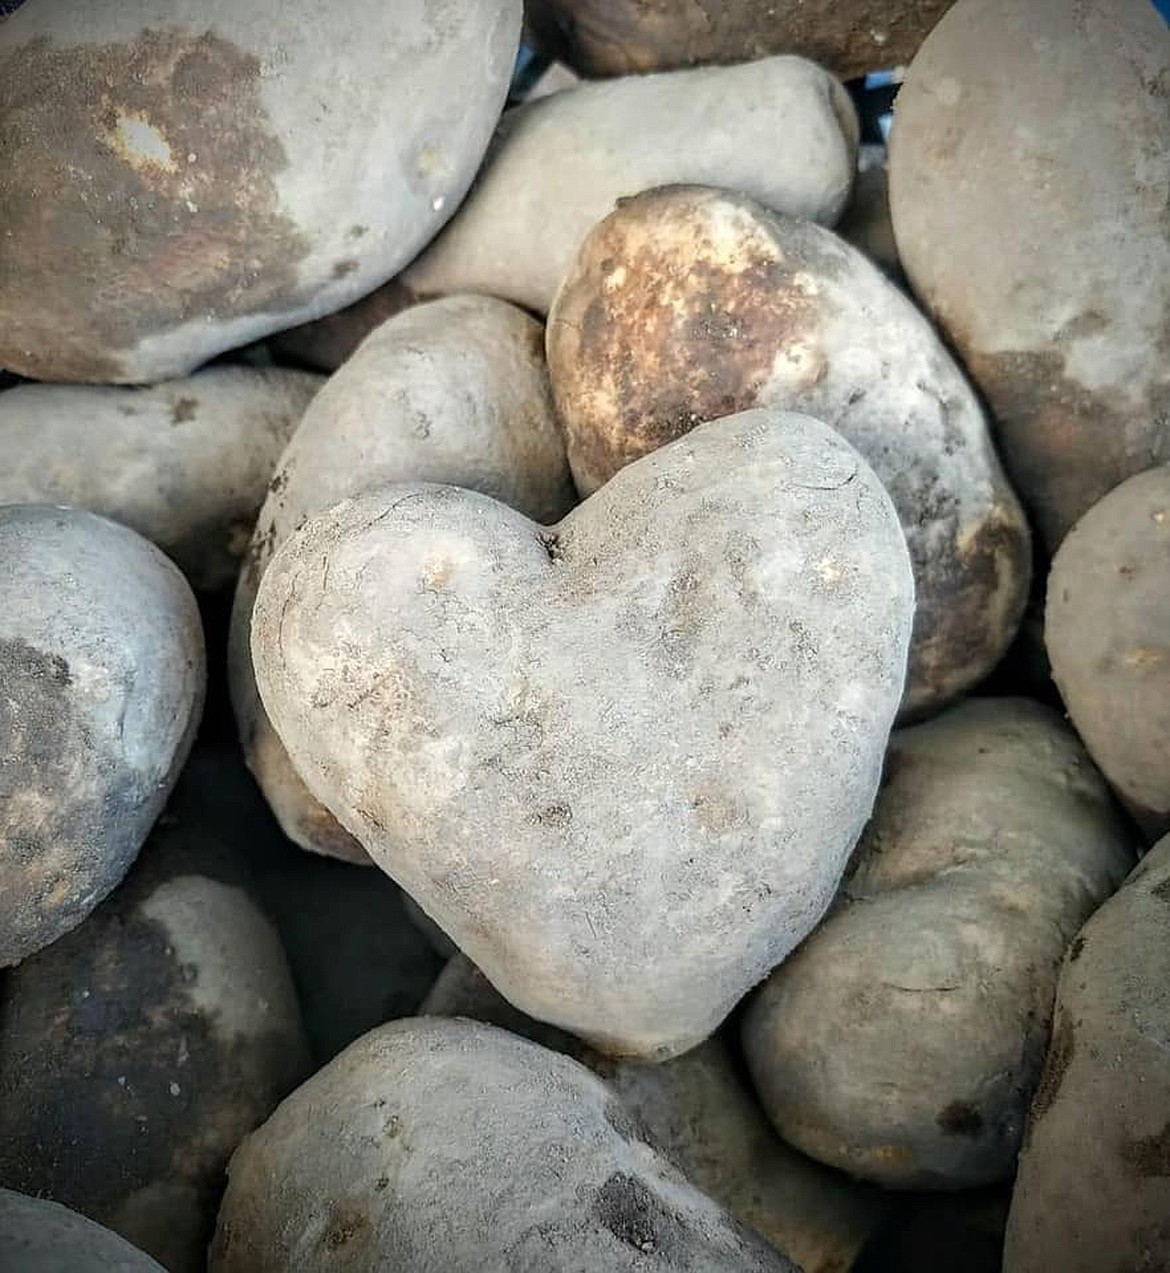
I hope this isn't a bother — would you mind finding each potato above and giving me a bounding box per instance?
[0,1190,165,1272]
[230,294,574,864]
[547,185,1030,719]
[741,697,1135,1188]
[251,409,914,1058]
[0,368,321,590]
[0,506,204,967]
[1002,835,1170,1273]
[0,0,520,383]
[395,56,859,317]
[1046,466,1170,841]
[210,1018,796,1271]
[423,954,886,1273]
[0,782,311,1273]
[525,0,956,82]
[888,0,1170,552]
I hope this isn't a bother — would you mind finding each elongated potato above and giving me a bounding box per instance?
[1046,466,1170,841]
[0,1190,165,1272]
[0,368,321,590]
[0,0,520,383]
[889,0,1170,551]
[211,1019,796,1271]
[1003,836,1170,1273]
[230,294,574,864]
[547,185,1030,718]
[742,698,1135,1188]
[0,507,205,967]
[0,782,311,1273]
[526,0,956,82]
[395,56,858,316]
[250,410,914,1059]
[423,954,886,1273]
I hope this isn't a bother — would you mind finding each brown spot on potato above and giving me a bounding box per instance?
[1026,1006,1075,1130]
[593,1172,683,1256]
[322,1206,370,1251]
[332,258,359,279]
[1068,935,1086,962]
[170,396,198,424]
[937,1101,985,1138]
[0,30,311,382]
[1122,1122,1170,1178]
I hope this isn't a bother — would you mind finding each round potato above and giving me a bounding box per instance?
[742,697,1135,1188]
[230,294,575,864]
[0,0,520,383]
[525,0,956,82]
[0,783,311,1273]
[250,409,914,1059]
[211,1018,796,1271]
[547,185,1030,719]
[0,1190,165,1272]
[1046,466,1170,841]
[0,368,321,590]
[1002,835,1170,1273]
[423,954,886,1273]
[889,0,1170,552]
[396,56,858,317]
[0,506,205,967]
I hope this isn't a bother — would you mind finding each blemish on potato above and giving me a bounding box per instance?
[170,397,198,424]
[936,1101,984,1138]
[332,258,359,279]
[1025,1006,1075,1129]
[1121,1122,1170,1178]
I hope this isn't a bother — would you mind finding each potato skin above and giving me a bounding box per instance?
[889,0,1170,552]
[0,507,205,967]
[1003,835,1170,1273]
[422,954,886,1273]
[0,0,520,383]
[1046,466,1170,841]
[547,184,1030,720]
[229,294,574,865]
[398,56,858,316]
[250,410,914,1059]
[0,368,321,590]
[0,1190,166,1272]
[210,1018,796,1272]
[0,803,311,1273]
[741,698,1135,1188]
[526,0,956,82]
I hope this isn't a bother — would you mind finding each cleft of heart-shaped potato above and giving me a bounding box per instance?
[251,408,915,1059]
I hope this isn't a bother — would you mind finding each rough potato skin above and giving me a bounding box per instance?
[889,0,1170,552]
[422,954,886,1273]
[742,698,1135,1188]
[229,294,575,865]
[547,185,1030,720]
[0,368,321,590]
[0,797,311,1273]
[1046,466,1170,841]
[1003,835,1170,1273]
[0,1190,165,1272]
[398,56,858,316]
[0,506,205,967]
[526,0,956,82]
[210,1018,797,1272]
[0,0,520,383]
[251,409,914,1059]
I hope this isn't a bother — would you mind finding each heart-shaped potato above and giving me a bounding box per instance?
[251,408,914,1059]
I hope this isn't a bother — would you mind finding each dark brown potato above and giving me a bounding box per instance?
[525,0,956,83]
[1003,836,1170,1273]
[1046,465,1170,841]
[889,0,1170,552]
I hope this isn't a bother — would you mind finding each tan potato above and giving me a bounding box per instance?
[423,954,887,1273]
[525,0,956,82]
[229,294,574,864]
[0,1190,166,1272]
[0,368,321,590]
[547,184,1030,719]
[1046,466,1170,841]
[742,698,1135,1188]
[889,0,1170,552]
[395,56,858,317]
[0,0,520,383]
[1003,835,1170,1273]
[0,772,311,1273]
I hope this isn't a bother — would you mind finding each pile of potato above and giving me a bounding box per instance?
[1,0,1167,1269]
